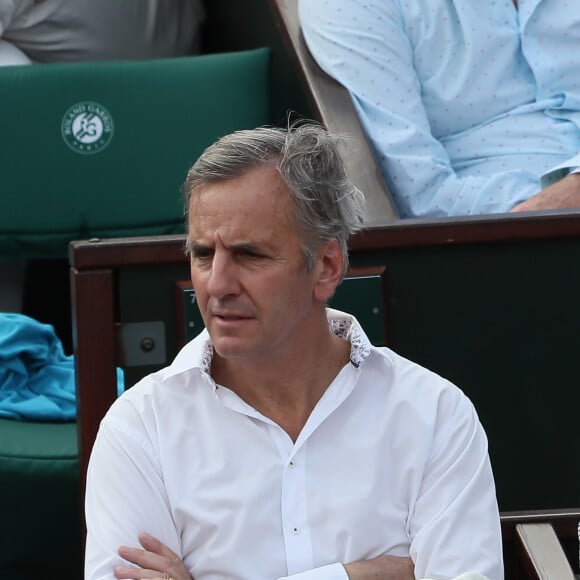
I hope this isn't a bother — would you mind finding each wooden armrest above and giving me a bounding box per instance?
[516,523,576,580]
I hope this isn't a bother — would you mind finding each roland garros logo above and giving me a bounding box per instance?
[61,101,114,154]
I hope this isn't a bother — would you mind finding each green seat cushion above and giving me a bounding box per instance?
[0,419,82,577]
[1,48,271,259]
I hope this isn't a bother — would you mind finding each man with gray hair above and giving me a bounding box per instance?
[84,123,503,580]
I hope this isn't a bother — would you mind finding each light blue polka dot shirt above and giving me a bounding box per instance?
[300,0,580,217]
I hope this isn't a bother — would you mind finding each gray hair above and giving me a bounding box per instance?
[183,122,366,272]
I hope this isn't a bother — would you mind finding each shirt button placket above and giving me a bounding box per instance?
[281,453,313,574]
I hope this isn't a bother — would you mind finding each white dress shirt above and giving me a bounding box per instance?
[85,309,503,579]
[300,0,580,217]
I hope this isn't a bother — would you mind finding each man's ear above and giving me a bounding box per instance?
[313,240,345,303]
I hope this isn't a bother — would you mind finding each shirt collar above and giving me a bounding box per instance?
[162,308,373,382]
[325,308,372,368]
[161,328,213,382]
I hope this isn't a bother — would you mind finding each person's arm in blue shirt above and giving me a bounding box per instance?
[512,171,580,213]
[298,0,545,218]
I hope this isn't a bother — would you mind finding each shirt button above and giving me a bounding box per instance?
[289,460,295,468]
[291,527,299,535]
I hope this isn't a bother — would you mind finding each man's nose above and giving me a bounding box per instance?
[206,250,240,298]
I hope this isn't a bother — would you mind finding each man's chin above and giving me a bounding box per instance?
[211,338,251,361]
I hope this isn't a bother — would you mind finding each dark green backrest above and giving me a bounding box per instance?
[0,49,270,259]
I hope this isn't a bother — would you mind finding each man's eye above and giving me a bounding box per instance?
[239,250,264,260]
[192,250,212,260]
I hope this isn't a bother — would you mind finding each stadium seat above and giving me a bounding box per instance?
[1,48,270,260]
[0,47,270,578]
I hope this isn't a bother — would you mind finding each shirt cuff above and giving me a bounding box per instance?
[278,562,349,580]
[420,575,490,580]
[278,566,488,580]
[540,152,580,187]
